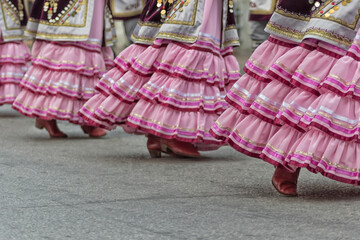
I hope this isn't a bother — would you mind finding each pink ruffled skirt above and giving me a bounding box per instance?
[80,0,241,150]
[80,38,240,149]
[210,36,299,147]
[13,40,113,125]
[285,35,360,184]
[0,41,30,106]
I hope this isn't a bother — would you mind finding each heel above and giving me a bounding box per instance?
[159,139,201,158]
[160,143,168,153]
[81,126,88,134]
[35,118,67,138]
[148,149,161,158]
[35,121,44,129]
[81,126,107,138]
[147,135,163,158]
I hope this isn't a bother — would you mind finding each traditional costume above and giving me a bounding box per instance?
[12,0,116,138]
[211,0,360,195]
[79,0,241,157]
[0,0,30,106]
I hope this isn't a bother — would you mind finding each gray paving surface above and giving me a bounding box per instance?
[1,104,360,240]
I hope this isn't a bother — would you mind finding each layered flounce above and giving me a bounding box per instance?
[259,42,343,160]
[211,37,349,171]
[253,42,345,162]
[210,36,298,143]
[80,38,241,147]
[13,40,113,125]
[0,41,30,105]
[287,128,360,185]
[127,39,240,147]
[285,37,360,184]
[79,44,157,129]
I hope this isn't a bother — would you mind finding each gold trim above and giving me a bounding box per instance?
[25,29,90,40]
[275,8,310,21]
[165,0,198,26]
[22,77,96,94]
[229,88,255,104]
[248,58,268,72]
[280,104,304,118]
[254,98,280,113]
[266,22,304,40]
[223,39,240,47]
[214,120,233,133]
[142,84,224,103]
[14,97,86,114]
[295,68,322,83]
[234,129,267,148]
[130,112,208,132]
[156,32,197,42]
[1,0,25,31]
[3,34,26,40]
[304,28,353,47]
[292,149,360,172]
[266,143,285,155]
[130,34,155,44]
[27,0,88,27]
[328,73,360,88]
[274,60,295,75]
[305,109,360,129]
[312,0,360,30]
[137,20,162,28]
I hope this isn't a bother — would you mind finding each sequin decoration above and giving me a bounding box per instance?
[310,0,353,17]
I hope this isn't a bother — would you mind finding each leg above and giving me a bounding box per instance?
[147,134,162,158]
[146,135,201,158]
[35,118,67,138]
[272,167,300,196]
[159,138,201,158]
[81,125,107,138]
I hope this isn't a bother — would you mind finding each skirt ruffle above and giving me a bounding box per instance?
[0,83,21,105]
[258,45,345,166]
[209,106,247,141]
[212,37,350,174]
[211,36,299,141]
[79,44,153,129]
[287,128,360,185]
[13,40,112,124]
[321,55,360,100]
[0,41,30,106]
[126,98,223,145]
[267,39,318,85]
[301,92,360,142]
[19,66,101,99]
[30,41,109,76]
[291,42,346,95]
[283,35,360,185]
[80,39,241,146]
[13,90,87,124]
[260,124,303,171]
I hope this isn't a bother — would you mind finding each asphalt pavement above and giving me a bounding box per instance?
[1,104,360,240]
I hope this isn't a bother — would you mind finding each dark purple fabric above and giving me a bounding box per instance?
[139,0,180,24]
[8,0,28,26]
[139,0,162,23]
[249,14,272,21]
[30,0,83,21]
[29,0,44,19]
[226,4,236,27]
[277,0,313,15]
